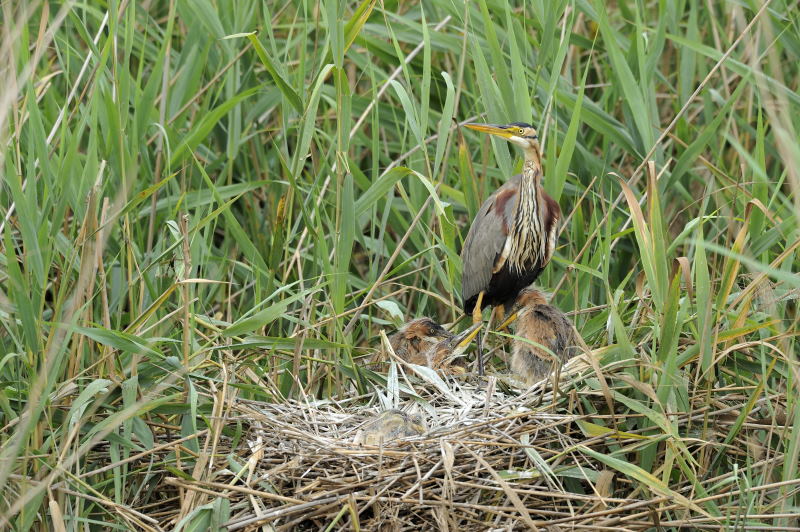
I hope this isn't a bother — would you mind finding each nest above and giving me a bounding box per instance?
[224,386,592,530]
[144,351,796,531]
[145,356,670,530]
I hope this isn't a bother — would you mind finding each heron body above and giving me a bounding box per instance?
[460,123,560,319]
[356,409,425,446]
[510,288,577,384]
[388,318,482,372]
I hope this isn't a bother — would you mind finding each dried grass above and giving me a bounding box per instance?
[102,353,798,531]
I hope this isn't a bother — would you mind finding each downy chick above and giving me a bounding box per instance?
[510,289,577,384]
[388,318,482,373]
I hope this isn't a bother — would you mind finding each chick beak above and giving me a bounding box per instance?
[440,322,483,365]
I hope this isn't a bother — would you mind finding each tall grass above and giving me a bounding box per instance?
[0,0,798,529]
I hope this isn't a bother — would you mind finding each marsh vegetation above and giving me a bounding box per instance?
[0,0,798,529]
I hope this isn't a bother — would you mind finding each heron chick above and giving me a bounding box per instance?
[388,318,482,373]
[355,409,426,446]
[509,289,577,384]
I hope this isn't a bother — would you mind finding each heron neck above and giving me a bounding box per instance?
[507,153,545,273]
[522,158,539,181]
[513,160,540,239]
[520,157,541,201]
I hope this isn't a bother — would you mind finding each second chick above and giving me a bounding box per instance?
[510,289,577,384]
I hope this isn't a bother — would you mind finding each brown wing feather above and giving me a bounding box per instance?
[461,175,522,311]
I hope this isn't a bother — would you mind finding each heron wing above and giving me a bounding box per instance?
[461,174,522,308]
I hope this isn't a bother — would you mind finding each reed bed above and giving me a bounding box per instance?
[1,1,798,529]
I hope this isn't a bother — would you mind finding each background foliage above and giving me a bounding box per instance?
[0,0,798,528]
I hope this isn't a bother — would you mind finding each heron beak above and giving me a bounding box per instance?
[464,123,514,139]
[497,311,519,331]
[448,322,483,357]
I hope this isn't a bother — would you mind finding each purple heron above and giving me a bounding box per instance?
[460,122,560,373]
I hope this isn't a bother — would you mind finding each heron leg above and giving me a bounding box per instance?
[472,291,484,324]
[476,329,484,376]
[472,291,485,375]
[494,305,505,329]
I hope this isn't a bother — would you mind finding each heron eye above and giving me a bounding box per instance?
[518,128,525,135]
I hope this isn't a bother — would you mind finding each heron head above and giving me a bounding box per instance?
[514,288,548,312]
[407,317,450,343]
[464,122,540,157]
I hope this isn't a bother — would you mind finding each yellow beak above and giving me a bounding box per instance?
[438,322,483,367]
[497,311,519,331]
[451,322,483,352]
[464,123,514,139]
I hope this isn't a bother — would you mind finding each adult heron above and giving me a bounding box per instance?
[461,122,560,374]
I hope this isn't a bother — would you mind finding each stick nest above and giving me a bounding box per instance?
[151,354,793,531]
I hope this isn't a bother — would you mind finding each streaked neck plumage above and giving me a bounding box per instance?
[509,147,546,273]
